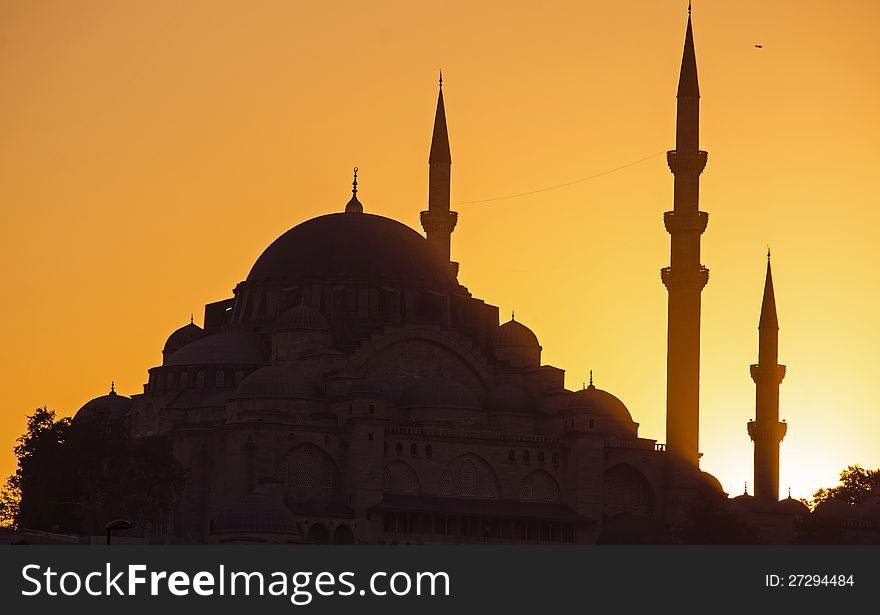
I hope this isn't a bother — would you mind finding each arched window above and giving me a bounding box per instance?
[508,449,516,463]
[552,452,559,466]
[179,371,188,388]
[196,371,206,387]
[283,444,335,490]
[234,370,245,386]
[410,443,418,457]
[383,461,420,495]
[520,470,560,503]
[460,460,477,497]
[166,372,175,388]
[439,470,454,496]
[523,450,531,465]
[383,441,388,456]
[603,464,656,517]
[537,451,545,464]
[215,370,225,388]
[425,444,432,459]
[441,454,499,499]
[395,442,402,456]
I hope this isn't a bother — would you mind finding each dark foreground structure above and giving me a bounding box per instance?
[59,11,880,545]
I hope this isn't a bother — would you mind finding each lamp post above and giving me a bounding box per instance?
[105,519,134,545]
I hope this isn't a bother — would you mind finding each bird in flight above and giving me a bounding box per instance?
[755,44,764,48]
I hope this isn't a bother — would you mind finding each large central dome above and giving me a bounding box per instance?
[247,213,455,283]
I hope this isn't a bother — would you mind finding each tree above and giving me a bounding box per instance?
[4,407,185,535]
[811,465,880,508]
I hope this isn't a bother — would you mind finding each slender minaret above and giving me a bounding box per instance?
[747,252,787,502]
[662,6,709,478]
[421,73,459,276]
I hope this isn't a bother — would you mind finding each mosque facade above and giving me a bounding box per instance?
[68,12,880,545]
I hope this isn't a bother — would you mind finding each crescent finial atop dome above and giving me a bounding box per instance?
[345,167,364,213]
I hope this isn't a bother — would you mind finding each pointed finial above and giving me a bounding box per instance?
[110,381,116,395]
[345,167,363,213]
[788,487,792,499]
[589,370,594,387]
[744,481,749,496]
[582,382,586,390]
[439,69,443,89]
[688,0,692,15]
[190,313,194,324]
[511,310,515,321]
[767,247,771,262]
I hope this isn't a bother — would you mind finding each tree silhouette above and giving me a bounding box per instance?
[811,465,880,508]
[1,407,185,535]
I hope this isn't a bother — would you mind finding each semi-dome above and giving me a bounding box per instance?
[491,317,540,348]
[232,365,321,399]
[73,384,132,422]
[247,213,456,284]
[399,377,481,410]
[568,383,633,424]
[276,304,330,331]
[163,321,206,360]
[165,330,266,366]
[212,493,300,535]
[483,383,535,414]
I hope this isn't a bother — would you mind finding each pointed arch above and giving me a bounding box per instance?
[383,461,421,495]
[519,469,560,503]
[442,453,499,499]
[603,463,656,517]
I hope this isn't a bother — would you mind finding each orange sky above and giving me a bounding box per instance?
[1,0,878,501]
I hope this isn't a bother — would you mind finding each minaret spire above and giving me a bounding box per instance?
[748,253,787,502]
[662,7,710,490]
[421,75,458,276]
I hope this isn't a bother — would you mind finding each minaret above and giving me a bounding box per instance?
[420,73,459,276]
[747,252,787,502]
[662,6,709,478]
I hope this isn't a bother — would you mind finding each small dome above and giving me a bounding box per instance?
[776,497,810,516]
[73,384,132,422]
[399,377,481,410]
[233,365,321,399]
[699,471,726,497]
[162,321,206,359]
[212,493,300,535]
[483,383,535,414]
[491,317,540,348]
[814,498,853,519]
[166,330,266,366]
[568,384,633,423]
[276,304,330,332]
[730,493,755,512]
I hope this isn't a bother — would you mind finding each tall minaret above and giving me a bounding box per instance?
[747,252,787,502]
[421,73,459,276]
[662,6,709,477]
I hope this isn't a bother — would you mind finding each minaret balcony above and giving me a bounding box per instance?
[660,266,709,290]
[666,149,708,175]
[747,420,787,443]
[420,210,458,234]
[749,363,786,384]
[664,210,708,234]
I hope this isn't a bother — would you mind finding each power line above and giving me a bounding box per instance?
[453,151,665,206]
